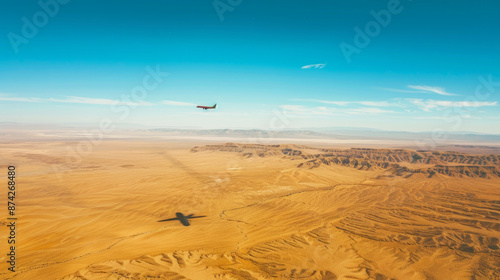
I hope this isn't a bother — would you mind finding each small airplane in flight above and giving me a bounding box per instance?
[196,104,217,110]
[158,212,206,226]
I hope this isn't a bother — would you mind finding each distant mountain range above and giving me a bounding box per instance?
[148,127,500,142]
[148,128,327,138]
[2,122,499,143]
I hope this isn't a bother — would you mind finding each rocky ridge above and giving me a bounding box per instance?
[191,143,500,178]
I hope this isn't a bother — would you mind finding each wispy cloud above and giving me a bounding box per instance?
[0,96,45,103]
[191,112,249,116]
[49,96,154,106]
[301,64,325,69]
[378,86,458,96]
[407,85,457,96]
[160,100,196,106]
[408,99,497,112]
[279,104,396,116]
[279,105,310,112]
[278,105,336,117]
[345,108,397,114]
[414,115,481,120]
[413,116,446,120]
[0,94,197,107]
[0,95,153,106]
[292,98,398,107]
[294,99,349,106]
[287,97,497,114]
[376,87,428,94]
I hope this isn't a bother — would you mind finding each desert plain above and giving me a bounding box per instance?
[0,140,499,280]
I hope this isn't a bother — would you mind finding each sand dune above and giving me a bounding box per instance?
[0,141,499,279]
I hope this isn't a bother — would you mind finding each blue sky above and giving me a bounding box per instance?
[1,0,499,133]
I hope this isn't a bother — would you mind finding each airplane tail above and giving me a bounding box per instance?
[213,104,217,108]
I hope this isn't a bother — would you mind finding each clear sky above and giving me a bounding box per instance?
[1,0,499,133]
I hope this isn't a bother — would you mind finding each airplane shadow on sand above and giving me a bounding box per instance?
[158,212,207,226]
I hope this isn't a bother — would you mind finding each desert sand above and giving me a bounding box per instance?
[0,140,499,279]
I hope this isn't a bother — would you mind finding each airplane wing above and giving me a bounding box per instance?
[157,217,179,222]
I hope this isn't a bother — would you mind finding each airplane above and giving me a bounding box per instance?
[157,212,206,226]
[196,104,217,110]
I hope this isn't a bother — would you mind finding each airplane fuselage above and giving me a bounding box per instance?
[196,104,216,110]
[175,212,190,226]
